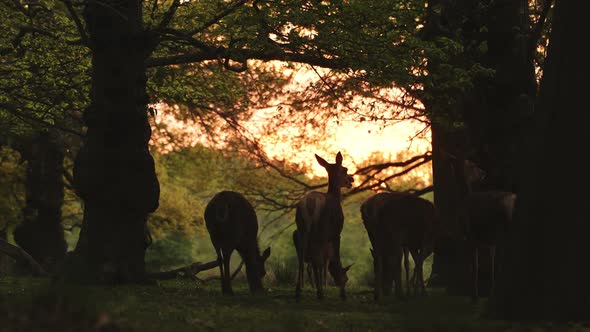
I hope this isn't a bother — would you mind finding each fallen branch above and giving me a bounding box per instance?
[0,239,49,277]
[196,260,245,283]
[147,260,220,280]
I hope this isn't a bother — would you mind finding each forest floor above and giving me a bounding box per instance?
[0,277,587,332]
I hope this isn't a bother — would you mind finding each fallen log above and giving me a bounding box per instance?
[0,238,49,277]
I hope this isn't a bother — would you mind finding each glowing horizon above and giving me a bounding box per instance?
[149,62,432,182]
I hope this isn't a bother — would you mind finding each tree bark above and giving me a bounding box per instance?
[63,0,160,284]
[492,0,589,321]
[13,131,67,273]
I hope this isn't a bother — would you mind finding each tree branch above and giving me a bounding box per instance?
[0,239,49,277]
[189,0,248,35]
[62,0,89,47]
[146,48,345,69]
[156,0,180,32]
[146,260,219,280]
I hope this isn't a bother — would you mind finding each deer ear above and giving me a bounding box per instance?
[261,247,271,261]
[370,248,375,258]
[343,264,353,273]
[315,154,329,168]
[335,151,343,165]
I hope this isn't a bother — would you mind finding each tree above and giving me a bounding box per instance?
[420,0,546,294]
[492,0,588,321]
[0,0,87,271]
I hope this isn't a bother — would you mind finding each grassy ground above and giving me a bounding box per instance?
[1,277,587,332]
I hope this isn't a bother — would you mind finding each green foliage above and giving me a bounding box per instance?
[148,145,246,239]
[145,233,197,272]
[0,147,25,232]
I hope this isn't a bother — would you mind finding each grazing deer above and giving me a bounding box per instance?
[361,191,437,301]
[294,152,353,301]
[204,191,271,295]
[452,158,517,302]
[292,229,352,290]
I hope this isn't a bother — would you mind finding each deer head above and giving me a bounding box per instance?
[256,247,271,278]
[463,160,486,191]
[448,155,487,194]
[315,152,354,192]
[335,264,353,286]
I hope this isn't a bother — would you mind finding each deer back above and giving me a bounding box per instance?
[296,191,344,242]
[204,191,258,250]
[362,192,435,243]
[461,190,516,243]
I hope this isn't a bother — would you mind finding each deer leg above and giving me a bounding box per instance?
[490,245,496,298]
[295,231,307,302]
[221,248,234,296]
[313,264,324,300]
[322,260,330,288]
[394,251,403,300]
[402,247,416,295]
[409,249,418,297]
[374,253,383,301]
[307,263,314,288]
[416,250,426,297]
[421,241,433,295]
[472,246,479,303]
[215,247,225,295]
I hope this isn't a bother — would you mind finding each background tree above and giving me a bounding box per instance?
[0,0,87,272]
[419,0,549,294]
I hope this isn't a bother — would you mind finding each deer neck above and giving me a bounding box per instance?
[327,181,343,201]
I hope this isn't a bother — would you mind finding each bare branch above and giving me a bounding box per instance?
[146,48,346,69]
[146,260,219,280]
[190,0,248,35]
[156,0,180,32]
[62,0,89,47]
[196,260,245,283]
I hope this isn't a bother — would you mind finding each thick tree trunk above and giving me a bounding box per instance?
[63,0,159,284]
[13,131,67,273]
[492,0,589,321]
[425,0,536,295]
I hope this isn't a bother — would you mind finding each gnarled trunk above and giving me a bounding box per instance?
[63,0,159,284]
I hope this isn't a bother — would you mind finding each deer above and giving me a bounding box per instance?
[294,151,354,301]
[451,157,517,302]
[361,191,437,301]
[292,229,352,290]
[204,190,271,295]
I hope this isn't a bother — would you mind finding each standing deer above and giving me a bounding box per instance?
[452,158,517,302]
[204,191,271,295]
[292,229,352,290]
[361,191,437,301]
[294,152,353,301]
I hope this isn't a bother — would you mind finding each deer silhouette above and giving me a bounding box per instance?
[292,229,352,290]
[361,191,437,300]
[294,152,353,301]
[451,159,516,302]
[204,191,271,295]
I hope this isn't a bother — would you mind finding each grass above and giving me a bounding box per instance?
[1,277,587,332]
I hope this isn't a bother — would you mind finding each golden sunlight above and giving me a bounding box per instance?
[150,62,432,181]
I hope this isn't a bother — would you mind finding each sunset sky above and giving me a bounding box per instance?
[151,63,432,179]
